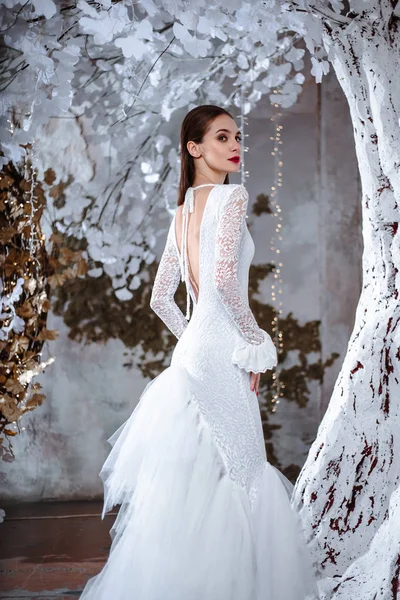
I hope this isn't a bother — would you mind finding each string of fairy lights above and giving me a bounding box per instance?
[269,90,285,412]
[239,87,250,184]
[239,85,285,413]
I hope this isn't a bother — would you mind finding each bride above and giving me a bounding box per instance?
[80,104,316,599]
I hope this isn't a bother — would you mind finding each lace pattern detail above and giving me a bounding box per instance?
[214,185,265,345]
[149,220,188,340]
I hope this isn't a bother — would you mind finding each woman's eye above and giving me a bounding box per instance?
[218,135,242,142]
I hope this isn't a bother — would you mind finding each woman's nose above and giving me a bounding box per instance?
[231,141,240,152]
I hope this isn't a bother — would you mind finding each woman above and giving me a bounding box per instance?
[80,105,316,599]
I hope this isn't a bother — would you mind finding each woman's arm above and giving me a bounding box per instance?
[214,185,277,373]
[150,217,188,340]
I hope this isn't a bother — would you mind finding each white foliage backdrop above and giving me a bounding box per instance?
[1,0,319,298]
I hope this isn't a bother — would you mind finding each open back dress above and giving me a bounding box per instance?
[80,183,316,600]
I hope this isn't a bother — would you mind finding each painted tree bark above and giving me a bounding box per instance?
[293,3,400,596]
[331,485,400,599]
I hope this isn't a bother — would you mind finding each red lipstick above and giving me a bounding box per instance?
[228,157,240,163]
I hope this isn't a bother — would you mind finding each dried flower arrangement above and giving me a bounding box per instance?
[0,156,87,461]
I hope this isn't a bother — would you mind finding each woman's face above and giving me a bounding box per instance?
[187,114,242,176]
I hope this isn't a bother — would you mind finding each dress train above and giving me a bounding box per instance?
[80,365,316,600]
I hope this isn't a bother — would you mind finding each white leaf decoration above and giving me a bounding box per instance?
[114,36,147,60]
[31,0,57,19]
[115,287,133,301]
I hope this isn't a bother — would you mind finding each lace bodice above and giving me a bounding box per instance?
[150,183,277,374]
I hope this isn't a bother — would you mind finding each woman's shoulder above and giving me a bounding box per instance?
[221,183,246,189]
[214,184,249,220]
[218,183,249,203]
[217,183,248,195]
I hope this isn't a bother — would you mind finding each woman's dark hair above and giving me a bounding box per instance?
[178,105,234,207]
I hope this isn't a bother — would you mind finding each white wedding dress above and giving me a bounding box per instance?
[80,183,316,600]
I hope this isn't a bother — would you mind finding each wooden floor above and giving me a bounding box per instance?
[0,501,117,599]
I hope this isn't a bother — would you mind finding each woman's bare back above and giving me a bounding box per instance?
[174,186,215,303]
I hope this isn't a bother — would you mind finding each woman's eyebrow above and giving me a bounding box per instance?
[215,128,242,135]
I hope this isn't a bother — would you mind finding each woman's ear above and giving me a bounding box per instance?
[187,141,201,159]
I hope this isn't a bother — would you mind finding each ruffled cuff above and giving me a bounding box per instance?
[231,329,277,373]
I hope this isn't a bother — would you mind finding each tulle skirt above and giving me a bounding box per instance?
[80,365,317,600]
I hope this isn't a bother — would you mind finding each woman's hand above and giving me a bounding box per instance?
[250,371,260,396]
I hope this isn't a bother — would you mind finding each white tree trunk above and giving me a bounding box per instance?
[293,3,400,596]
[331,486,400,599]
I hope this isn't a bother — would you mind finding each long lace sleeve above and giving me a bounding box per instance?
[214,185,277,373]
[150,217,188,340]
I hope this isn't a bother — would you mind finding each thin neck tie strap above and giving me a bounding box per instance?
[192,183,218,190]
